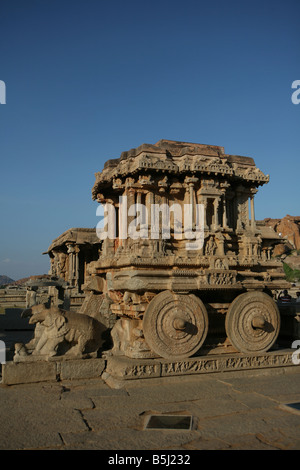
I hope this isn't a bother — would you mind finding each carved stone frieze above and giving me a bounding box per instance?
[105,349,296,381]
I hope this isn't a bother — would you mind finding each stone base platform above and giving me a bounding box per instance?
[1,348,298,387]
[103,348,298,388]
[1,357,106,385]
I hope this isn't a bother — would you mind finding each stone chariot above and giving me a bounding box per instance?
[4,139,296,386]
[86,139,289,361]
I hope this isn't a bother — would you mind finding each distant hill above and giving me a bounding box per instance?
[10,276,32,286]
[0,274,50,288]
[12,274,49,285]
[0,275,15,286]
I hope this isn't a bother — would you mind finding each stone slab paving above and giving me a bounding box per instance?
[0,366,300,450]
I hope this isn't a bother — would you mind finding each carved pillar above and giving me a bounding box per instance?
[150,191,160,242]
[198,196,208,230]
[147,191,154,229]
[203,197,208,230]
[127,188,136,220]
[136,190,142,233]
[139,190,149,237]
[189,183,194,228]
[118,190,127,246]
[67,243,76,286]
[236,188,248,231]
[222,195,228,228]
[185,177,198,230]
[136,190,142,206]
[216,233,225,256]
[236,191,242,231]
[127,187,136,244]
[160,192,168,240]
[213,197,220,230]
[75,246,80,284]
[250,190,257,231]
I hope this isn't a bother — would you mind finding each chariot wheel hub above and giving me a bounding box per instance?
[172,317,187,331]
[251,315,266,329]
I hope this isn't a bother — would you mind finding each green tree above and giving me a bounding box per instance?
[283,262,300,282]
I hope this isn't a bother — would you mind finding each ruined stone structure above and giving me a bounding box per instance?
[85,139,290,360]
[44,228,101,294]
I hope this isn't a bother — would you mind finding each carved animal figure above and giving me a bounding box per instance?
[23,303,105,357]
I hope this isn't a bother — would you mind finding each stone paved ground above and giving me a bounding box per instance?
[0,366,300,450]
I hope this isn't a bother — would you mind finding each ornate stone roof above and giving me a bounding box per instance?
[44,228,100,253]
[92,140,269,199]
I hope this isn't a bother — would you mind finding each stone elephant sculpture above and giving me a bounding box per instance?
[20,303,106,358]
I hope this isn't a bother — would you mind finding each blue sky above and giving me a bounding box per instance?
[0,0,299,280]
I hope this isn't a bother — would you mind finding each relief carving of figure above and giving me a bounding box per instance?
[205,236,217,256]
[215,258,226,269]
[57,252,67,280]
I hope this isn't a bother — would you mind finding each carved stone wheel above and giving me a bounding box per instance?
[143,290,209,360]
[225,291,281,354]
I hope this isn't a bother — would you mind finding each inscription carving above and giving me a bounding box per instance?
[126,363,160,378]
